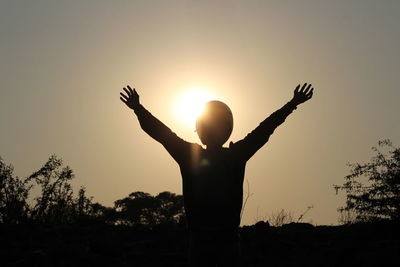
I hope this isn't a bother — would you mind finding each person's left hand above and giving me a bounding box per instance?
[291,83,314,105]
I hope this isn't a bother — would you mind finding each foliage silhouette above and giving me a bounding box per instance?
[0,157,31,224]
[334,139,400,223]
[267,209,295,227]
[114,191,185,227]
[27,155,76,223]
[0,155,113,224]
[0,155,185,227]
[1,150,400,265]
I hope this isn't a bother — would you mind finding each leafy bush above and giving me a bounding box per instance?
[335,140,400,223]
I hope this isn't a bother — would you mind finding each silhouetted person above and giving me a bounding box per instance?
[120,83,314,266]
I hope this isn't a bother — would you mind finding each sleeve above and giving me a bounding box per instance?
[133,104,196,164]
[230,101,298,162]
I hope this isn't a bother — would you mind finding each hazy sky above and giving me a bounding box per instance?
[1,0,399,225]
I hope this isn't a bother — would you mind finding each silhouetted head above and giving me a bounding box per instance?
[196,100,233,148]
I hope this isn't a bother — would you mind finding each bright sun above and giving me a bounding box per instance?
[175,89,215,126]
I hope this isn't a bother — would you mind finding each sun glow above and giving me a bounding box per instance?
[175,89,215,126]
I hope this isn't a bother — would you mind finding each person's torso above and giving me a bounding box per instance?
[179,147,246,230]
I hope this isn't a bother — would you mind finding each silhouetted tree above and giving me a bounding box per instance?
[75,186,92,217]
[72,186,114,223]
[87,202,117,223]
[334,140,400,223]
[26,155,115,224]
[155,191,185,225]
[114,191,185,226]
[115,191,155,225]
[27,155,76,223]
[0,157,31,224]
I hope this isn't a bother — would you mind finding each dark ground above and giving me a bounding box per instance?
[1,221,399,266]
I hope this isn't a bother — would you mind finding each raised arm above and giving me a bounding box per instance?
[120,85,196,164]
[231,83,314,161]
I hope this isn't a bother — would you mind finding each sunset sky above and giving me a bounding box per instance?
[1,0,399,225]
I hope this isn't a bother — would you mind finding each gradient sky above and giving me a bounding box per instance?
[1,0,399,225]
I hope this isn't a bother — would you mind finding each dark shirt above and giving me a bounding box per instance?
[134,101,297,231]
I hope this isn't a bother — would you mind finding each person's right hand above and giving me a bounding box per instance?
[120,85,140,110]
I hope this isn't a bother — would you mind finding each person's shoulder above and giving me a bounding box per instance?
[228,140,243,150]
[228,141,235,148]
[188,142,204,152]
[227,141,240,155]
[227,141,245,161]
